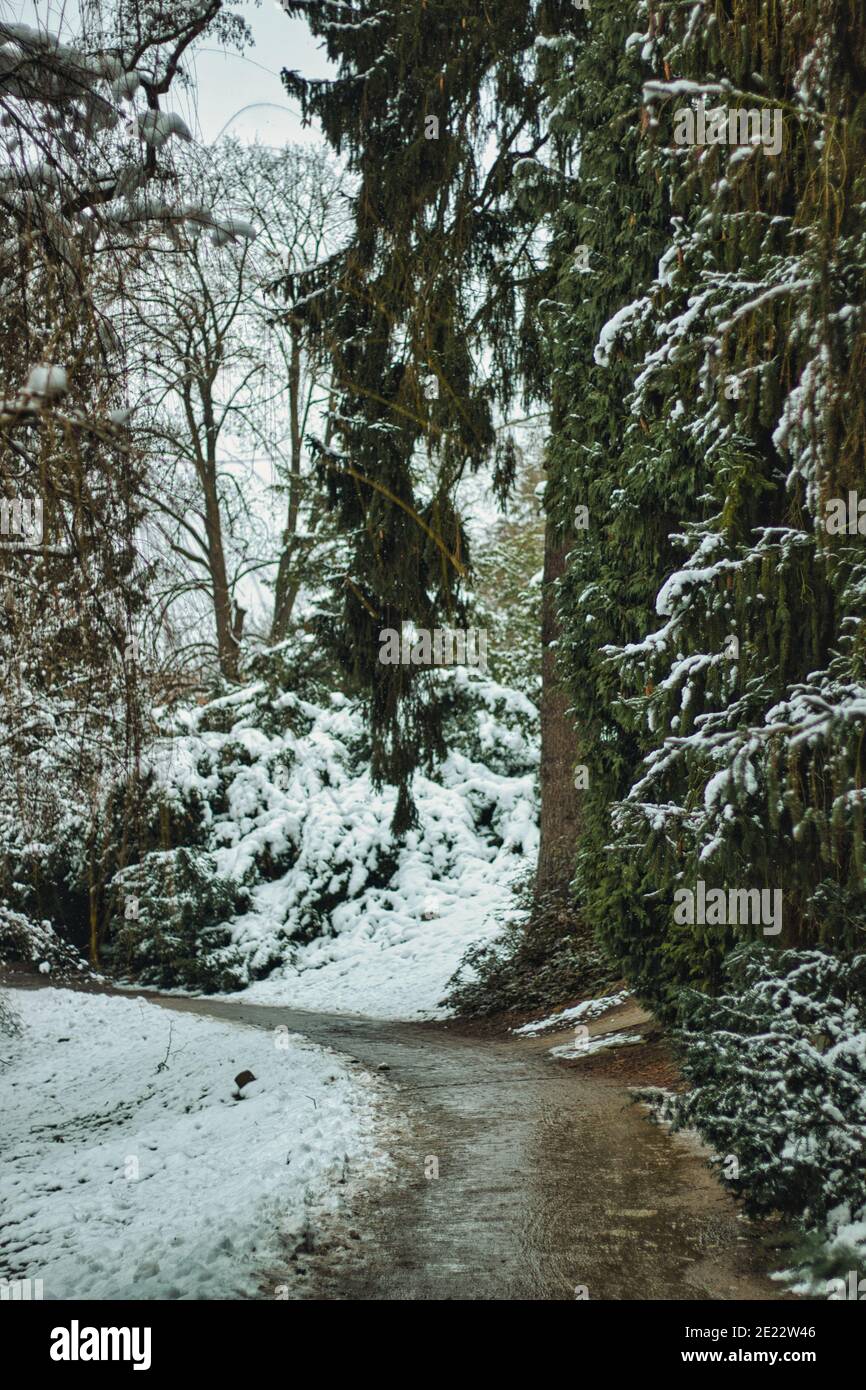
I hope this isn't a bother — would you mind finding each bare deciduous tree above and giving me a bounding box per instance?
[129,138,346,680]
[0,0,251,957]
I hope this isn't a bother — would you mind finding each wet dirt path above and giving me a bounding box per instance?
[154,995,794,1302]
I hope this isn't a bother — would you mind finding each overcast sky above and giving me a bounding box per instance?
[6,0,333,145]
[183,1,333,146]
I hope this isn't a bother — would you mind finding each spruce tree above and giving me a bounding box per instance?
[281,0,549,828]
[527,0,697,998]
[603,0,866,1001]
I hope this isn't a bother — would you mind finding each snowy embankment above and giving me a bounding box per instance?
[511,991,632,1036]
[225,747,534,1018]
[229,865,522,1020]
[111,663,538,1019]
[0,988,385,1299]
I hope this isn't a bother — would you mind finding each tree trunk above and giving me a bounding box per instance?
[88,856,100,967]
[196,378,240,682]
[200,463,239,681]
[208,516,238,680]
[533,514,582,905]
[272,371,335,644]
[272,323,303,641]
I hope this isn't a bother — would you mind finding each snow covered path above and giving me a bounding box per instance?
[154,994,796,1301]
[0,988,386,1299]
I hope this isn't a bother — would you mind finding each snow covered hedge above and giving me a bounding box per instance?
[672,945,866,1274]
[102,659,538,993]
[0,904,90,978]
[110,850,252,992]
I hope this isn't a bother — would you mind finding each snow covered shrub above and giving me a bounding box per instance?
[103,659,537,992]
[673,946,866,1252]
[437,667,538,780]
[0,905,89,977]
[0,809,88,942]
[244,636,346,722]
[98,654,332,886]
[0,989,21,1038]
[107,849,251,992]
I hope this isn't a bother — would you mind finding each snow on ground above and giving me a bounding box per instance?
[125,668,538,1019]
[548,1030,643,1060]
[512,991,632,1037]
[0,987,386,1299]
[228,872,521,1020]
[209,692,537,1020]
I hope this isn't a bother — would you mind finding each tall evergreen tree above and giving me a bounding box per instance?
[600,0,866,1003]
[282,0,552,830]
[527,1,697,987]
[524,0,866,1008]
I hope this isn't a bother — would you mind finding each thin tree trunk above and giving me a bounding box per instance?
[196,379,240,682]
[272,373,335,643]
[88,856,100,966]
[199,463,238,681]
[533,515,582,905]
[272,323,303,640]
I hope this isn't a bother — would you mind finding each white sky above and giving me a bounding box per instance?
[184,1,333,146]
[4,0,333,145]
[1,0,518,624]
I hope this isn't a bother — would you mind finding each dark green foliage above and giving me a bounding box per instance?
[600,0,866,997]
[0,819,93,954]
[530,1,866,1011]
[672,947,866,1250]
[106,848,251,992]
[281,1,554,828]
[444,875,615,1017]
[527,1,696,1010]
